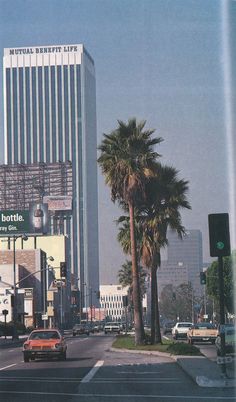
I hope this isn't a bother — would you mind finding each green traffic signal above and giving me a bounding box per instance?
[216,241,225,250]
[200,272,206,285]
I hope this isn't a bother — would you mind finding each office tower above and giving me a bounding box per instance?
[165,230,203,295]
[3,44,99,305]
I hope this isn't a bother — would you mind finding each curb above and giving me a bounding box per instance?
[110,347,235,388]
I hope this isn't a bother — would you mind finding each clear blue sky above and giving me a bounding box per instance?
[0,0,235,283]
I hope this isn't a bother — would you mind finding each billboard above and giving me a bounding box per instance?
[0,210,30,234]
[29,203,49,234]
[43,195,72,211]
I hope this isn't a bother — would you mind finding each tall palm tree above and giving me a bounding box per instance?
[140,164,191,343]
[98,118,163,344]
[117,164,191,343]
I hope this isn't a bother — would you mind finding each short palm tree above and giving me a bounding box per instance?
[98,118,162,344]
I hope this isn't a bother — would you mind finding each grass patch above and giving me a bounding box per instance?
[112,335,202,356]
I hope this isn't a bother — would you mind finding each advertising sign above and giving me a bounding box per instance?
[29,203,49,234]
[0,210,30,235]
[43,196,72,211]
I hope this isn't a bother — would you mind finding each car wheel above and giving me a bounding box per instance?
[73,333,76,337]
[24,355,30,363]
[104,331,107,334]
[87,332,90,336]
[211,340,215,345]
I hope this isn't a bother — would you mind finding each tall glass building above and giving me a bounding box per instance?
[3,44,99,306]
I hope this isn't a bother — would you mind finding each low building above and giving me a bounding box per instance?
[99,285,129,322]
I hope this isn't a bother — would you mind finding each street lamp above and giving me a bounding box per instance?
[12,234,28,340]
[43,256,54,328]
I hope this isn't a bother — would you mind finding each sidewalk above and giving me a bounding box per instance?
[110,347,235,388]
[174,354,235,388]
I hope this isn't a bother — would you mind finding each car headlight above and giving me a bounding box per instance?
[23,343,30,350]
[54,343,62,349]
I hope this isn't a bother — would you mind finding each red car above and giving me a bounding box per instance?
[23,328,67,362]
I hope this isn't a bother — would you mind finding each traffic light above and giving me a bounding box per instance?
[200,272,206,285]
[208,213,231,257]
[60,262,67,278]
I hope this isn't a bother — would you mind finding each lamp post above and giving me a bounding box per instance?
[12,234,28,340]
[43,256,54,328]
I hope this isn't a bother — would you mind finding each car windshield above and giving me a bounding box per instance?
[179,324,192,328]
[194,323,215,329]
[29,331,60,340]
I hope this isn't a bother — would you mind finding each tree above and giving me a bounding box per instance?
[206,253,235,316]
[117,164,191,343]
[98,118,162,344]
[118,260,147,299]
[159,283,194,322]
[138,164,191,343]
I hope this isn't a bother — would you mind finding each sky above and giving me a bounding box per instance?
[0,0,235,284]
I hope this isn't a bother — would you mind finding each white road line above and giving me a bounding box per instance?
[0,391,234,399]
[0,364,17,371]
[81,360,104,383]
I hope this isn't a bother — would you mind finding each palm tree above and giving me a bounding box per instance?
[139,164,191,343]
[117,164,191,343]
[98,118,163,344]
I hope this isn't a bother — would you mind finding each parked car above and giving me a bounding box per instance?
[104,322,121,334]
[187,322,217,344]
[72,323,90,336]
[172,322,193,340]
[215,325,236,356]
[163,321,175,335]
[22,328,67,362]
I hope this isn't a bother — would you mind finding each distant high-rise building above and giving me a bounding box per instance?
[158,230,203,295]
[3,44,99,305]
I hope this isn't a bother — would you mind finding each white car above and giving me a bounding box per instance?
[172,322,193,340]
[104,322,121,334]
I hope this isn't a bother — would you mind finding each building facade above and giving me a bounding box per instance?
[3,44,99,306]
[158,230,203,296]
[100,285,129,322]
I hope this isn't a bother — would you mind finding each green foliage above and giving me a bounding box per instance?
[206,253,235,314]
[166,342,202,356]
[112,335,201,355]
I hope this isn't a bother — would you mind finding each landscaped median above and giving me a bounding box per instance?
[112,334,202,356]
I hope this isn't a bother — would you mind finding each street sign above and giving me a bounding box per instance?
[41,314,48,320]
[217,356,232,365]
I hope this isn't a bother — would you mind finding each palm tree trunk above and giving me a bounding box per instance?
[150,265,156,344]
[129,202,145,345]
[151,255,162,344]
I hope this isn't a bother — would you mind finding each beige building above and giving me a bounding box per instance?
[100,285,129,322]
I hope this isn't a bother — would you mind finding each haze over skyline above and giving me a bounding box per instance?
[0,0,235,284]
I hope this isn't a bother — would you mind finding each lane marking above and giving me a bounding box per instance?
[0,364,17,371]
[81,360,104,383]
[0,391,234,399]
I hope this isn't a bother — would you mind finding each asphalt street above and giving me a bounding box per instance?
[0,333,235,402]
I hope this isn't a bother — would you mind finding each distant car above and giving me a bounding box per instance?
[22,328,67,362]
[215,325,236,356]
[72,323,90,336]
[163,321,175,335]
[104,322,121,334]
[187,322,217,344]
[172,322,193,340]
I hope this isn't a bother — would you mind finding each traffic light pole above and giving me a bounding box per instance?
[218,255,226,376]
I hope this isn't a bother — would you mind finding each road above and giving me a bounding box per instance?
[0,333,235,402]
